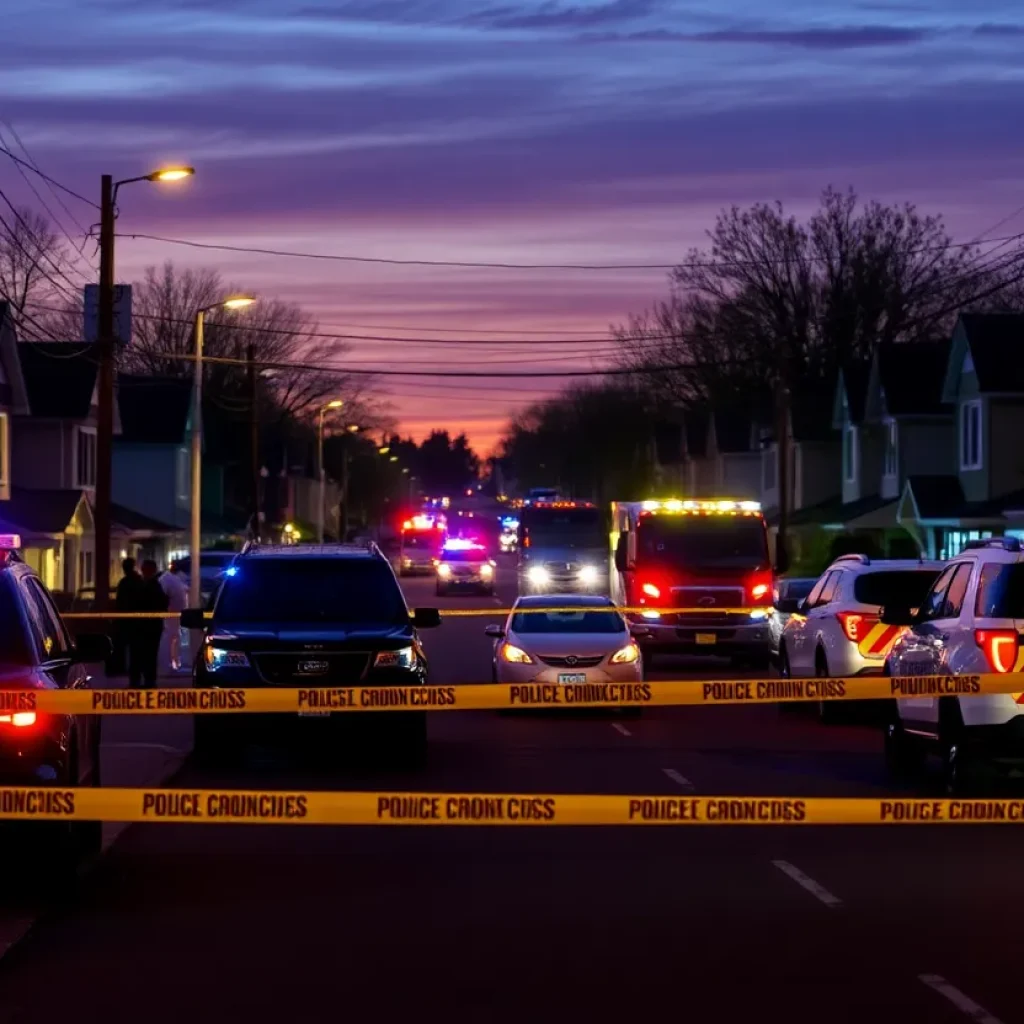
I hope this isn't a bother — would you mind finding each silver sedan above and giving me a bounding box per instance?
[486,594,643,686]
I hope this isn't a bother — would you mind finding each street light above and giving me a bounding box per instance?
[94,163,195,612]
[317,400,344,543]
[188,295,256,609]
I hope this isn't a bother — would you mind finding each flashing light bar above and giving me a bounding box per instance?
[443,539,485,552]
[0,535,21,549]
[639,499,762,516]
[403,515,444,531]
[532,501,594,509]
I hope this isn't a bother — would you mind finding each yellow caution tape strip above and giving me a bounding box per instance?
[1,787,1023,825]
[2,673,1020,715]
[60,606,767,620]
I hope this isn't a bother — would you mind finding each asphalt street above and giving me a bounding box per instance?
[1,557,1024,1022]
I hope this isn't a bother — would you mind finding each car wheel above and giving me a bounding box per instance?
[940,702,979,795]
[883,714,922,779]
[777,646,798,714]
[815,652,839,724]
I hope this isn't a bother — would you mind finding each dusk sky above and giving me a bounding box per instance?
[5,0,1024,453]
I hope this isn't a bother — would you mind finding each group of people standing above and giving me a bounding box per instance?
[115,557,189,688]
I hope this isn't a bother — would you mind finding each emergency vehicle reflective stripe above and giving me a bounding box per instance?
[1012,649,1024,702]
[857,623,906,657]
[1,673,1019,715]
[1,787,1023,825]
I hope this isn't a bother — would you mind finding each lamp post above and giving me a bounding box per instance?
[94,165,194,612]
[317,400,344,543]
[188,296,256,610]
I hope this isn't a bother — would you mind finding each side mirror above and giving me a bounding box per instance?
[180,607,206,630]
[72,632,112,663]
[880,605,916,627]
[484,625,505,639]
[774,597,802,616]
[413,607,442,629]
[614,535,629,573]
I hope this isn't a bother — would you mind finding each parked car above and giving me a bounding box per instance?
[769,577,817,662]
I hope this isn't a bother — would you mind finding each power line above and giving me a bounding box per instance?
[0,204,79,306]
[117,229,1024,273]
[0,144,97,209]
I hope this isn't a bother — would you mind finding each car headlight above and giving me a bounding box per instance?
[480,563,494,578]
[527,565,550,585]
[203,646,250,671]
[374,647,416,669]
[578,565,599,585]
[500,642,533,664]
[437,563,452,578]
[610,643,640,664]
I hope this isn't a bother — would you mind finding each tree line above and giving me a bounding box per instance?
[499,186,1024,499]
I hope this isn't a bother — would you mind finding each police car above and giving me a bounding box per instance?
[435,539,496,596]
[884,537,1024,790]
[777,554,943,722]
[0,535,111,880]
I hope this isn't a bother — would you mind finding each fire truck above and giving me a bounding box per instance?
[610,499,774,668]
[397,513,447,576]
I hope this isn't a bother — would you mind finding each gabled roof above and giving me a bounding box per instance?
[0,303,31,414]
[16,342,101,419]
[111,502,177,533]
[942,313,1024,401]
[901,475,966,520]
[0,488,88,535]
[831,362,870,428]
[869,340,951,419]
[117,375,191,444]
[683,408,709,459]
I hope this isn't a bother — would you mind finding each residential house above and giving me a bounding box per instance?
[895,313,1024,557]
[7,341,174,595]
[760,385,841,568]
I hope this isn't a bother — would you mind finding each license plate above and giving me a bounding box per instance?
[298,711,330,718]
[557,673,586,684]
[695,633,717,645]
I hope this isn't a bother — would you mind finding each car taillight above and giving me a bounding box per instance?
[975,629,1018,673]
[0,712,36,727]
[836,612,877,643]
[748,571,772,602]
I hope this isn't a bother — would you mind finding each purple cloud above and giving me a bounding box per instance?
[465,0,657,30]
[585,24,930,48]
[974,23,1024,36]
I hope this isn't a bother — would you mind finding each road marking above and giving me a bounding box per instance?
[661,768,694,789]
[611,722,632,737]
[771,860,842,908]
[918,975,1004,1024]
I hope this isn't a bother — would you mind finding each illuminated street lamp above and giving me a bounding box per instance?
[188,295,256,609]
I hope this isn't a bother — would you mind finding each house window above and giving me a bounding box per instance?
[883,417,898,478]
[78,550,95,589]
[75,426,97,488]
[843,424,858,483]
[960,400,982,471]
[763,447,776,490]
[176,447,189,504]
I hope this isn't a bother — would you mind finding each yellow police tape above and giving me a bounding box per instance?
[60,606,766,619]
[1,787,1023,825]
[2,673,1021,715]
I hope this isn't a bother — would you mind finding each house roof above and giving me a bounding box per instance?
[683,409,709,458]
[16,342,101,418]
[712,410,755,454]
[111,503,177,533]
[875,340,951,417]
[832,363,870,427]
[118,375,191,444]
[943,313,1024,399]
[902,475,967,520]
[0,488,86,535]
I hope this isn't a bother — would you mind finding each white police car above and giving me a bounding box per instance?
[884,537,1024,790]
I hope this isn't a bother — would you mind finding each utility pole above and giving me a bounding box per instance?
[774,360,792,575]
[247,344,259,539]
[94,174,115,611]
[340,441,350,541]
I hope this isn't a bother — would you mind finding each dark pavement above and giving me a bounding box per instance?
[1,557,1022,1022]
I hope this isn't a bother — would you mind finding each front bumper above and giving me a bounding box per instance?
[633,613,772,657]
[438,572,494,589]
[518,574,610,596]
[495,661,643,686]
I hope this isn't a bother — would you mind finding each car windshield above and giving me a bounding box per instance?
[214,558,408,624]
[975,563,1024,617]
[638,516,768,568]
[511,608,624,633]
[854,570,940,607]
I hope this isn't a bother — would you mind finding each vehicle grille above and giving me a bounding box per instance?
[252,652,370,685]
[543,561,582,585]
[539,655,605,668]
[672,586,745,610]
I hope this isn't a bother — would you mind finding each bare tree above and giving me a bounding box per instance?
[0,206,77,340]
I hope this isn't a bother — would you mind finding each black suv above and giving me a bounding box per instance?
[184,542,441,769]
[0,540,111,881]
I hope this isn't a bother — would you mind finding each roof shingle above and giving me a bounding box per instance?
[16,342,100,418]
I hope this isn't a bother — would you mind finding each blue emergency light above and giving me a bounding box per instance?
[0,535,21,549]
[443,538,484,552]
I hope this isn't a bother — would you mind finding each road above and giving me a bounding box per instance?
[1,558,1024,1022]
